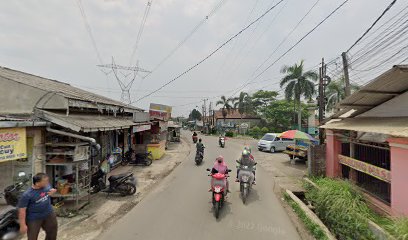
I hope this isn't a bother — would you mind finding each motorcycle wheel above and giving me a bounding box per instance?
[214,201,220,219]
[145,158,153,166]
[242,188,248,204]
[90,185,101,194]
[120,183,136,196]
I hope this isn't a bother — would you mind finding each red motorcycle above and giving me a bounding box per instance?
[192,135,198,143]
[206,168,231,219]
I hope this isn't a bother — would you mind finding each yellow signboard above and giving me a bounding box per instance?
[0,128,27,162]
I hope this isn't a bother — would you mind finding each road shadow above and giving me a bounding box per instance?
[207,198,232,222]
[241,187,260,205]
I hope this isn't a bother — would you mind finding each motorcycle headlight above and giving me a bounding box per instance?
[214,186,222,193]
[241,176,249,182]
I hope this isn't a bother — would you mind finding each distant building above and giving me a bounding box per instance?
[214,109,261,131]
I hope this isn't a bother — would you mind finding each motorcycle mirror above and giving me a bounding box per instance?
[18,171,26,177]
[254,162,257,165]
[206,168,211,171]
[236,160,240,164]
[228,169,232,172]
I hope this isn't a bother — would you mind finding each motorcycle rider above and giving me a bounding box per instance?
[218,133,225,146]
[211,156,230,194]
[196,139,205,158]
[192,131,198,137]
[236,148,257,184]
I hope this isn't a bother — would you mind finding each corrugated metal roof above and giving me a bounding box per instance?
[332,65,408,118]
[321,117,408,138]
[36,110,135,132]
[0,66,142,111]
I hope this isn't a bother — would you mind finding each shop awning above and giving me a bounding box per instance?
[36,110,136,132]
[321,117,408,138]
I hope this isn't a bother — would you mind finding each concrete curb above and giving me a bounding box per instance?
[286,189,337,240]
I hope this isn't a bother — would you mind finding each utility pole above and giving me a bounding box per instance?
[318,58,325,144]
[342,52,351,97]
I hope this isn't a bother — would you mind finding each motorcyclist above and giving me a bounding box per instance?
[211,155,230,194]
[196,139,205,157]
[218,133,225,146]
[236,148,256,184]
[192,131,198,137]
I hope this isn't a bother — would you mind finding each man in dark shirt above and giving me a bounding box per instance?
[18,173,58,240]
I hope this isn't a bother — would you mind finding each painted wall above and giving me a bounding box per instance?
[389,138,408,216]
[325,130,342,178]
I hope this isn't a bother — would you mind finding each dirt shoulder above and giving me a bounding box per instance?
[29,138,191,240]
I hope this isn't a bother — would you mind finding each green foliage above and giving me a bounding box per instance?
[261,100,309,132]
[249,126,262,139]
[225,131,234,137]
[305,178,376,240]
[216,96,234,120]
[326,78,360,111]
[251,90,278,110]
[261,127,269,134]
[284,193,329,240]
[188,109,202,121]
[387,218,408,240]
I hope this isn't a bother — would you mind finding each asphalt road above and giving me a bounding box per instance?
[100,132,301,240]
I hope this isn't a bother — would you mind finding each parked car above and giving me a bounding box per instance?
[257,133,295,153]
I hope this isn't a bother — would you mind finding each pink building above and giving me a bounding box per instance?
[321,65,408,216]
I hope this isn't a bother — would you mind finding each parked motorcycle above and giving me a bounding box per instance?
[219,137,225,148]
[236,161,256,204]
[195,149,204,165]
[206,168,231,219]
[0,171,28,240]
[90,162,137,196]
[122,149,153,166]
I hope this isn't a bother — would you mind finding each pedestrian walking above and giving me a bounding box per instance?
[18,173,58,240]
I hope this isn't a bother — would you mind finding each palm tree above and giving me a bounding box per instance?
[233,92,250,119]
[216,95,234,123]
[280,60,318,130]
[326,77,360,112]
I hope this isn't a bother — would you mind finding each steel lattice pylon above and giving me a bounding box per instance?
[97,57,151,103]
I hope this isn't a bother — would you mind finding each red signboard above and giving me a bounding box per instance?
[338,155,391,183]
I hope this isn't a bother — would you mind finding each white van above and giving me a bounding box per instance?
[257,133,295,153]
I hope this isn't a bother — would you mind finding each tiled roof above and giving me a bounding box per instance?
[214,109,260,119]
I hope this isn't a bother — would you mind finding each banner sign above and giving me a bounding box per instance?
[338,154,391,183]
[133,124,151,133]
[149,103,172,121]
[0,128,27,162]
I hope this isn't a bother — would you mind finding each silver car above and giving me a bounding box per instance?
[257,133,295,153]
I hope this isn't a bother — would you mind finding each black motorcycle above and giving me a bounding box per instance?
[195,149,204,165]
[90,165,137,196]
[0,171,29,240]
[122,150,153,166]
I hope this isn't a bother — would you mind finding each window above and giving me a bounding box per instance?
[275,137,281,141]
[261,134,275,141]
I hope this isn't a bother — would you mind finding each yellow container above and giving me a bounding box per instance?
[147,140,166,160]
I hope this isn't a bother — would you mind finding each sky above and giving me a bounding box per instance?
[0,0,405,117]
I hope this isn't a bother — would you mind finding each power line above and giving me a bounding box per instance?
[253,0,350,82]
[132,0,285,103]
[74,0,103,64]
[253,0,321,75]
[129,0,153,65]
[138,0,227,89]
[346,0,397,52]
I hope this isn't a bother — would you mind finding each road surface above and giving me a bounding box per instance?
[100,132,301,240]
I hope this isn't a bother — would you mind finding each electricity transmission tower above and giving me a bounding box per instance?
[97,57,151,104]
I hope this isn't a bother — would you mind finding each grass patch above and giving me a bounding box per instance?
[386,218,408,240]
[284,193,329,240]
[304,178,376,240]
